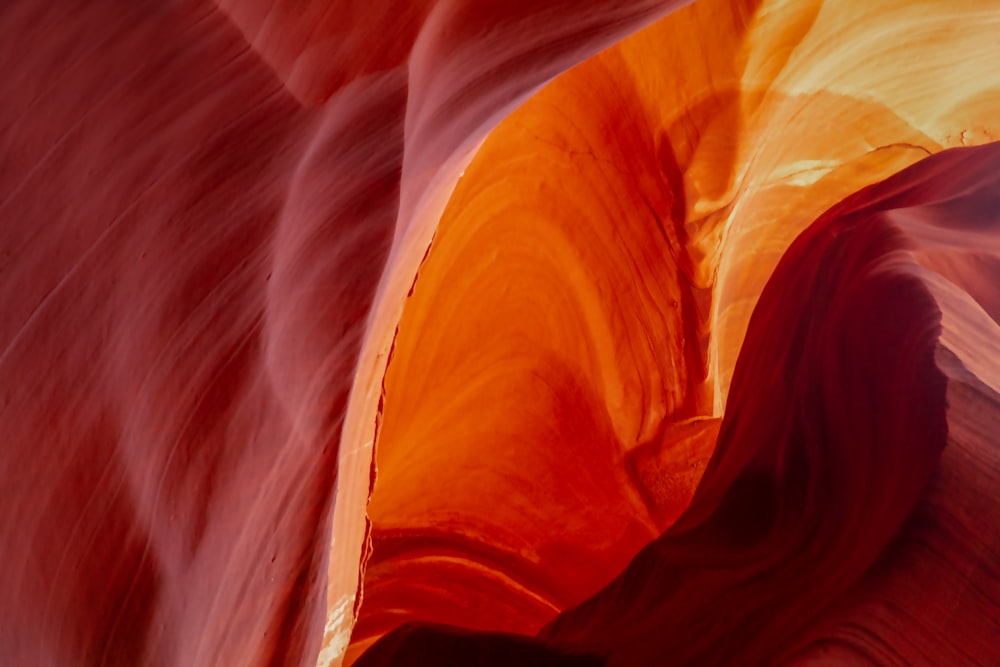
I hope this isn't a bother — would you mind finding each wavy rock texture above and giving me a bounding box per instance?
[350,0,1000,664]
[0,1,998,667]
[355,142,1000,667]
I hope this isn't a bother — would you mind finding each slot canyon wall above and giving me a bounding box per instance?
[0,1,997,666]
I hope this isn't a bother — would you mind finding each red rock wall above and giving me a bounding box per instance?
[0,1,997,666]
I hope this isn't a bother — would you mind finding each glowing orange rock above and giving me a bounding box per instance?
[354,127,1000,667]
[0,0,998,666]
[346,1,1000,664]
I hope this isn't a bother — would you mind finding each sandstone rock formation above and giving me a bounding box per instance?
[0,1,997,666]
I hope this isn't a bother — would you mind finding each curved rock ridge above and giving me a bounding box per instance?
[0,0,687,665]
[353,139,1000,667]
[0,1,998,666]
[349,0,1000,663]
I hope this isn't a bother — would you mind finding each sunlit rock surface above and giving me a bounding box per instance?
[355,138,1000,667]
[0,1,997,666]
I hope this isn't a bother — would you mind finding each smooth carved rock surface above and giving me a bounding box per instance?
[355,143,1000,667]
[0,1,998,666]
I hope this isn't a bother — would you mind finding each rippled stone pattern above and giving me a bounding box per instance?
[0,1,997,666]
